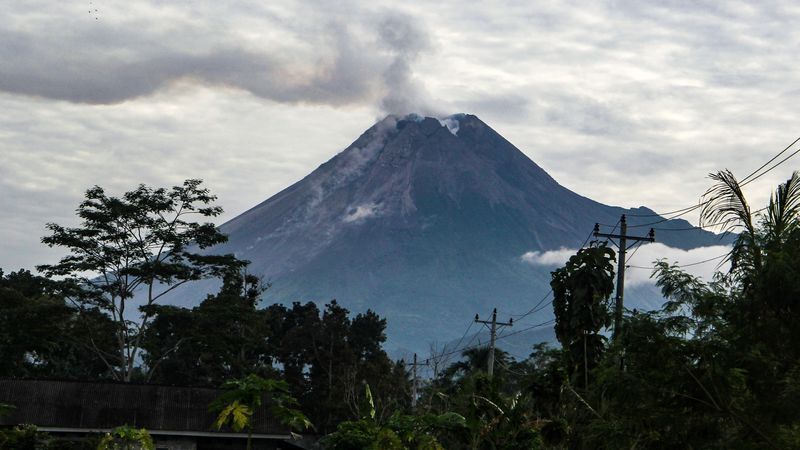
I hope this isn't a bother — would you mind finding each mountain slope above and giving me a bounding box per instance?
[172,114,729,354]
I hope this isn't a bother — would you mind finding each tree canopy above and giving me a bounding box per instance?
[37,179,242,381]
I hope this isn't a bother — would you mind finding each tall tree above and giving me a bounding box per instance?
[550,243,615,389]
[38,179,241,381]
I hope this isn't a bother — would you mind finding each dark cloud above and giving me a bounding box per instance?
[0,8,432,114]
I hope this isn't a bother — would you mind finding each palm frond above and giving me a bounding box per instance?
[701,170,754,235]
[701,170,761,275]
[764,171,800,243]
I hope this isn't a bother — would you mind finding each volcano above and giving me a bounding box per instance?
[174,114,727,354]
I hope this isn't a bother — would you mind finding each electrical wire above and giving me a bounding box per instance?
[510,291,551,319]
[445,320,474,361]
[625,203,709,218]
[740,145,800,188]
[498,362,527,376]
[608,217,621,235]
[625,240,645,262]
[626,203,705,228]
[614,136,800,221]
[578,227,596,250]
[739,136,800,184]
[505,227,597,322]
[627,253,728,270]
[496,319,556,341]
[439,318,556,364]
[650,206,769,232]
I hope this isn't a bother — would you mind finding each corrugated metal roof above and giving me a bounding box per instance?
[0,379,288,434]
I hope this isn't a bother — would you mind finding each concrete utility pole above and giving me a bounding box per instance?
[475,308,513,378]
[594,214,655,339]
[406,353,428,409]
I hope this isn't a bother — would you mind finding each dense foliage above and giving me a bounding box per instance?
[520,170,800,448]
[142,272,409,433]
[0,269,116,379]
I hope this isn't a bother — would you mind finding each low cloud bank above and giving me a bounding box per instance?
[521,243,731,287]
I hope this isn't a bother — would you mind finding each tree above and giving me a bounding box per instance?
[38,180,241,382]
[0,269,116,379]
[210,374,312,450]
[550,242,615,389]
[142,268,274,384]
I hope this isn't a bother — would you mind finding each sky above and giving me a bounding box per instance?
[2,0,799,273]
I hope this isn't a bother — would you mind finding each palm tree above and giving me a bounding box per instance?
[762,171,800,246]
[701,170,800,288]
[701,169,762,285]
[441,346,510,382]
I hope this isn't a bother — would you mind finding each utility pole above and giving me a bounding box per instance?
[594,214,655,339]
[475,308,513,378]
[406,353,428,409]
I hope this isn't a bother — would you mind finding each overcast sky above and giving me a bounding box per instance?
[2,0,799,272]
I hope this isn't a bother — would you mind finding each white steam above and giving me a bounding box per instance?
[377,15,438,116]
[344,202,381,223]
[438,117,460,136]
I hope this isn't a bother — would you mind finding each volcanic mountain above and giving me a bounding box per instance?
[175,114,727,354]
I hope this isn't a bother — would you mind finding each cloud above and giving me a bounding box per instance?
[0,3,433,115]
[520,248,575,267]
[520,243,731,287]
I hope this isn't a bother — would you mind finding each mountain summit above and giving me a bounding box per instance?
[183,114,726,353]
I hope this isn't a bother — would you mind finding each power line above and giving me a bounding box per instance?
[651,206,769,232]
[444,320,474,362]
[437,325,483,362]
[497,360,528,377]
[626,203,705,228]
[625,240,645,264]
[496,319,555,341]
[578,227,596,250]
[740,136,800,184]
[507,227,596,322]
[510,291,551,321]
[740,145,800,188]
[627,253,728,270]
[615,136,800,221]
[626,203,708,218]
[436,317,556,364]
